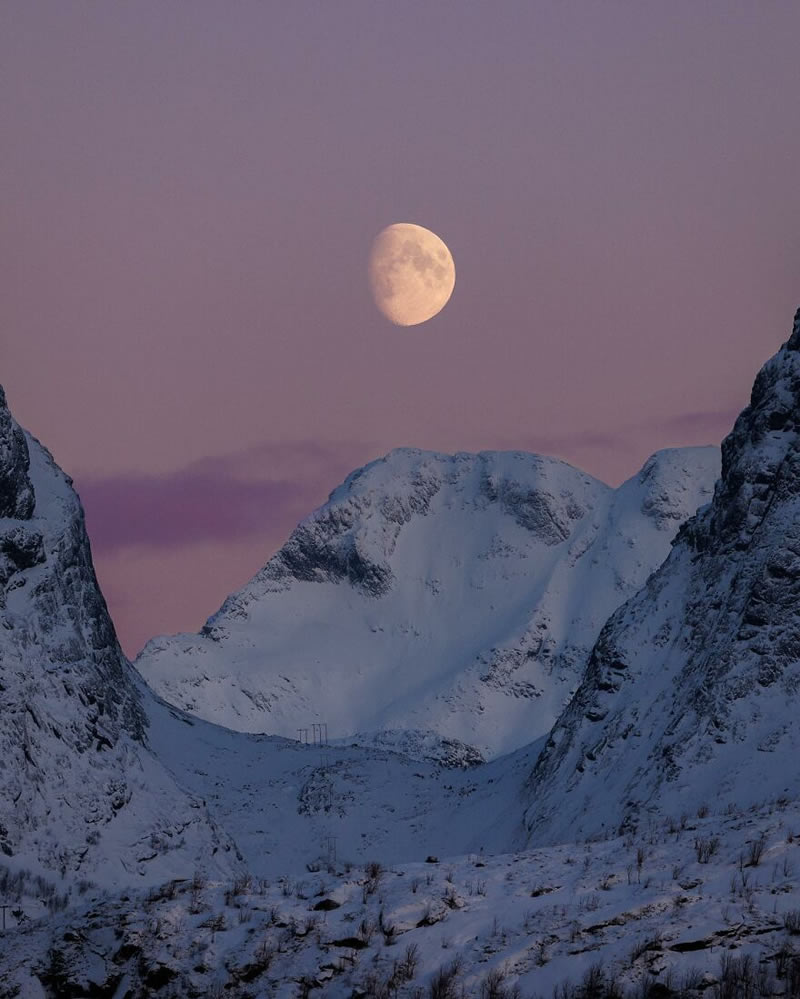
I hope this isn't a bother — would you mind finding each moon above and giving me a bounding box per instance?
[369,223,455,326]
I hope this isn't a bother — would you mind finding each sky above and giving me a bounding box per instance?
[2,2,799,655]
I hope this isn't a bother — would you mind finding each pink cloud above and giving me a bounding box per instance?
[76,440,377,554]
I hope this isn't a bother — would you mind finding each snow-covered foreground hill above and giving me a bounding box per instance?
[3,795,799,998]
[524,310,800,845]
[0,386,239,887]
[137,446,718,760]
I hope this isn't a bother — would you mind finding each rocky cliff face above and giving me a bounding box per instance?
[0,386,237,884]
[0,388,35,520]
[137,445,718,760]
[524,310,800,844]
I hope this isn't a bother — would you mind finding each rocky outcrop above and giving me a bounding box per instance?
[524,310,800,844]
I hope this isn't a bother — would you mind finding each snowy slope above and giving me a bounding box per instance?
[3,794,798,998]
[524,309,800,845]
[137,446,718,760]
[0,386,239,888]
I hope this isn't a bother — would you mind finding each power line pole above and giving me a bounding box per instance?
[0,904,9,932]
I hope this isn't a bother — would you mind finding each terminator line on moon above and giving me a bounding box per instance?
[369,223,456,326]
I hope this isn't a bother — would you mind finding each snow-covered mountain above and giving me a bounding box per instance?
[524,309,800,845]
[0,386,238,885]
[136,446,719,760]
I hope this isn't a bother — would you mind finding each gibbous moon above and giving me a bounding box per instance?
[369,223,455,326]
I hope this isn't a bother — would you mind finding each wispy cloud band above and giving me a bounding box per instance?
[76,408,738,555]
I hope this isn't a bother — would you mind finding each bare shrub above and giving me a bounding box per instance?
[786,954,800,997]
[364,860,384,897]
[253,936,275,971]
[694,836,720,863]
[378,907,396,944]
[480,966,521,999]
[396,943,419,983]
[578,961,622,999]
[774,944,794,979]
[714,952,773,999]
[233,873,253,895]
[365,860,384,881]
[746,834,768,868]
[358,970,392,999]
[429,956,462,999]
[784,909,800,935]
[358,916,376,945]
[189,869,207,914]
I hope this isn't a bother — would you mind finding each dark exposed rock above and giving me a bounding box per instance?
[670,938,713,953]
[143,964,177,989]
[0,386,34,519]
[330,936,369,949]
[314,897,341,911]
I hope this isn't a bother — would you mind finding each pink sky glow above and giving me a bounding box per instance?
[2,3,799,654]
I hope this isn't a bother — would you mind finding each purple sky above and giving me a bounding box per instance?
[2,3,799,655]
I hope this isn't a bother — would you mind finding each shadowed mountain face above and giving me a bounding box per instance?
[137,444,719,761]
[0,386,237,883]
[524,310,800,844]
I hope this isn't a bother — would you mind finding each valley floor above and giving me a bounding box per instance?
[143,692,540,877]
